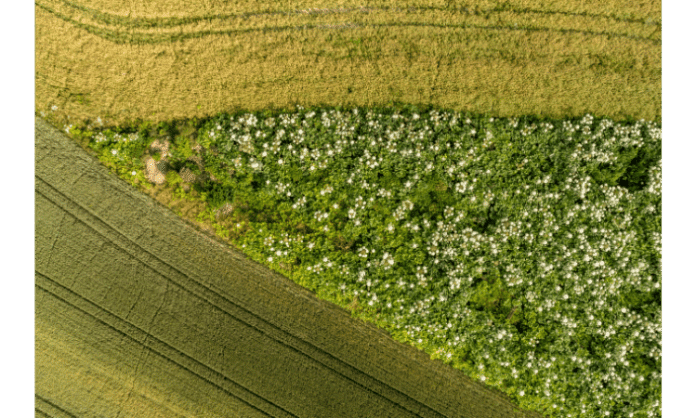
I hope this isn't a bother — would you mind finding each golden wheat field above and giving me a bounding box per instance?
[35,0,660,126]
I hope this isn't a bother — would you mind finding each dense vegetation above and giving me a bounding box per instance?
[52,102,662,418]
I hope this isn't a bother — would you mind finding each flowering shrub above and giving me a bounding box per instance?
[78,104,662,418]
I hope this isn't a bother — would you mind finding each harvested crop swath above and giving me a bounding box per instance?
[35,0,660,126]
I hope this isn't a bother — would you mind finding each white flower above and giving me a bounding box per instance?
[131,171,136,176]
[51,105,58,111]
[111,149,118,156]
[519,391,524,396]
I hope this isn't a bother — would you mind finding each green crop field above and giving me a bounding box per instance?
[43,102,662,418]
[36,1,661,418]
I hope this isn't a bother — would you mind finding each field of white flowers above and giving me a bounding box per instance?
[71,104,662,418]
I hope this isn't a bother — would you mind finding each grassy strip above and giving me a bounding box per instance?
[47,102,661,418]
